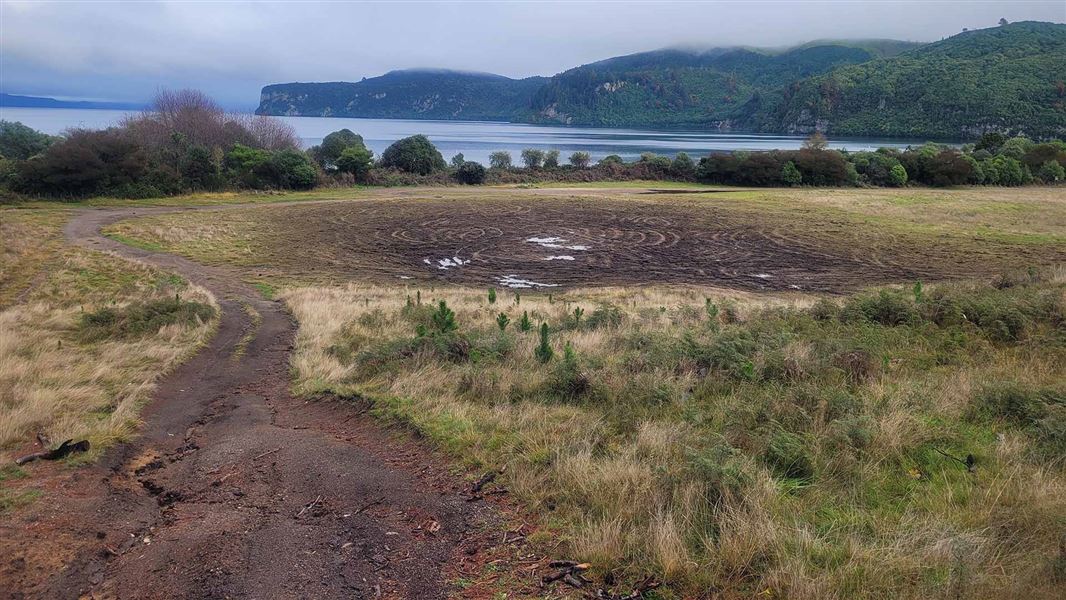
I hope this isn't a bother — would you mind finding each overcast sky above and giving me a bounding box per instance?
[2,0,1064,109]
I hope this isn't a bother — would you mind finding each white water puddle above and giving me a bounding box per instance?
[396,275,413,280]
[497,275,559,289]
[544,255,576,261]
[424,256,469,270]
[752,273,774,279]
[526,236,590,251]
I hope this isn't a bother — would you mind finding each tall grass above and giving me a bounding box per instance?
[283,276,1065,599]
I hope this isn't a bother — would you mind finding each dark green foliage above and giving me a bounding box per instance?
[450,153,465,168]
[496,313,510,331]
[489,151,512,169]
[431,300,458,334]
[379,135,445,175]
[335,146,374,181]
[764,430,815,481]
[535,322,553,363]
[851,151,907,187]
[79,296,215,342]
[569,151,591,168]
[546,342,591,401]
[781,160,802,186]
[454,161,486,184]
[543,149,561,168]
[686,441,749,501]
[841,290,920,326]
[15,129,148,198]
[0,120,55,160]
[520,148,545,169]
[585,304,624,330]
[487,288,497,304]
[181,145,222,190]
[519,311,532,332]
[741,22,1066,139]
[671,152,696,179]
[310,129,366,170]
[972,383,1064,427]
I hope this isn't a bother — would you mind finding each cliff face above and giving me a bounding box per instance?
[256,71,545,121]
[257,23,1066,139]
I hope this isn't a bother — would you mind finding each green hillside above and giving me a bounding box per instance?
[525,44,897,127]
[737,22,1066,138]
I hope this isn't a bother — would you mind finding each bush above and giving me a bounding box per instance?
[379,135,446,175]
[260,150,317,189]
[671,152,696,179]
[781,160,802,186]
[546,343,591,401]
[569,151,591,168]
[489,150,512,169]
[0,120,55,160]
[972,383,1057,426]
[15,129,148,197]
[841,291,920,326]
[764,430,815,481]
[521,148,545,169]
[543,149,560,168]
[310,129,366,170]
[1037,159,1065,183]
[80,296,215,342]
[335,146,374,181]
[455,161,486,184]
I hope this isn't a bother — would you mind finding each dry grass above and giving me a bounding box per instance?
[282,279,1066,599]
[0,209,217,462]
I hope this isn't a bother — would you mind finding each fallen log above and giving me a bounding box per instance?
[15,439,90,465]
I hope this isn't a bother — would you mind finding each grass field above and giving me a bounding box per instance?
[0,208,217,470]
[6,185,1065,597]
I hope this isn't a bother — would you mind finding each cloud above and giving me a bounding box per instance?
[2,0,1063,108]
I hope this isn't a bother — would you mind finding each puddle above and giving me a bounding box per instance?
[526,236,589,251]
[396,275,413,280]
[752,273,774,279]
[497,275,559,289]
[544,255,576,261]
[424,257,469,270]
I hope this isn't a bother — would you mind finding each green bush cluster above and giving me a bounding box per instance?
[79,296,215,342]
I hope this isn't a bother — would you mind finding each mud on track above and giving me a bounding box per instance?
[219,195,963,292]
[0,207,520,600]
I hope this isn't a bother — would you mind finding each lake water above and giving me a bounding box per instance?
[0,106,926,164]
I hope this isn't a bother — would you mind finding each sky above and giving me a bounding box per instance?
[2,0,1064,109]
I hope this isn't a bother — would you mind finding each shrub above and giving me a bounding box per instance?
[841,290,920,326]
[585,303,624,329]
[487,288,497,304]
[781,160,802,186]
[489,150,512,169]
[671,152,696,179]
[599,154,624,166]
[0,120,55,160]
[259,150,317,189]
[569,151,591,168]
[454,161,486,184]
[534,323,553,363]
[791,148,852,186]
[1037,159,1065,183]
[521,148,545,169]
[546,342,590,401]
[80,297,215,342]
[519,311,532,332]
[686,441,749,501]
[379,135,446,175]
[543,149,560,168]
[764,430,815,481]
[15,128,148,197]
[335,146,374,181]
[450,153,465,168]
[180,145,222,190]
[310,129,366,170]
[496,313,510,331]
[430,300,458,334]
[972,383,1056,425]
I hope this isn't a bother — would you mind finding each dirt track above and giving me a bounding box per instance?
[0,207,511,599]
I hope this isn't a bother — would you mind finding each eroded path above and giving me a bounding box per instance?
[1,207,502,599]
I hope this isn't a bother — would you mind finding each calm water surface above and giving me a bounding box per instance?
[1,107,927,164]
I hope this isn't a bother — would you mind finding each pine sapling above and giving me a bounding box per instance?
[534,322,554,363]
[519,311,532,332]
[488,288,497,304]
[496,312,510,331]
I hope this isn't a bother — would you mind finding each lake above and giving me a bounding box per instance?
[0,106,927,164]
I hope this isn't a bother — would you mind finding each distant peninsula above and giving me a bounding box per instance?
[1,93,146,111]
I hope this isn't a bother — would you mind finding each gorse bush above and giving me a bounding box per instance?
[79,296,215,342]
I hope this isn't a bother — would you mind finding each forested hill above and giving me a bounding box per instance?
[523,41,921,127]
[257,70,546,121]
[735,21,1066,138]
[257,22,1066,138]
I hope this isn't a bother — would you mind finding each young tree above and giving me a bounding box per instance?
[310,129,366,170]
[0,120,55,160]
[569,151,591,168]
[489,150,512,169]
[781,161,802,186]
[450,153,465,168]
[803,132,829,151]
[521,148,545,169]
[543,149,560,168]
[671,152,696,179]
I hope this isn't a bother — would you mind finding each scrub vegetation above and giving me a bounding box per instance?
[0,208,217,462]
[282,274,1065,598]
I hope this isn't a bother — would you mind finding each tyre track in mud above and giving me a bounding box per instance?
[0,206,504,600]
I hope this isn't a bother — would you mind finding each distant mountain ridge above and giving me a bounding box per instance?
[0,93,146,111]
[257,22,1066,139]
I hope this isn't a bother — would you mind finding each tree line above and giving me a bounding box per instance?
[1,90,1063,201]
